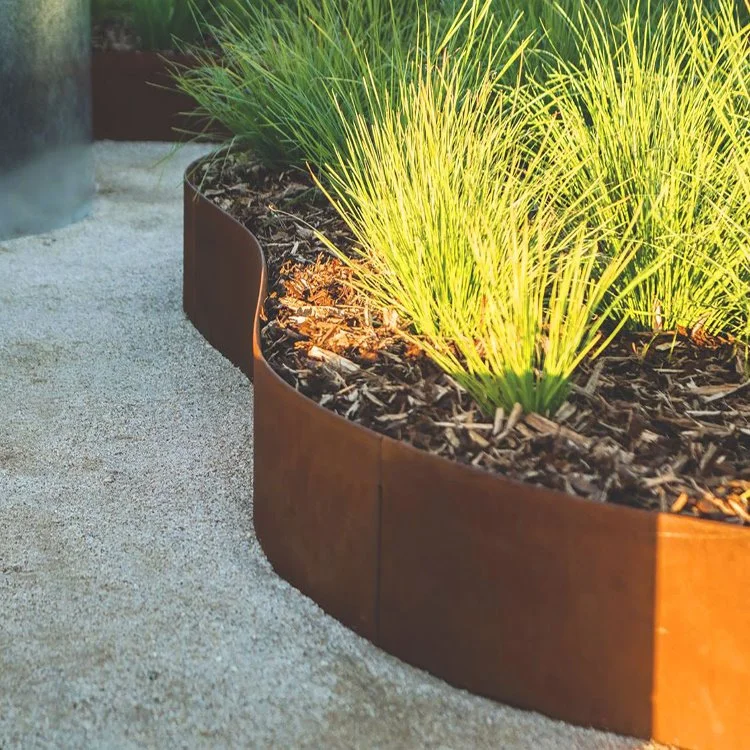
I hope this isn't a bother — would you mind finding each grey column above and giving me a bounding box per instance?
[0,0,93,240]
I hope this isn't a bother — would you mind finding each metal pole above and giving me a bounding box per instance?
[0,0,93,239]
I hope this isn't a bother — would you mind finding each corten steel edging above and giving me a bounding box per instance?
[184,163,381,635]
[248,221,382,638]
[378,437,750,750]
[252,358,382,640]
[184,176,255,377]
[92,50,204,141]
[183,180,197,327]
[183,160,750,750]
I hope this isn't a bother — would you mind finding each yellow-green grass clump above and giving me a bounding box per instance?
[317,3,657,415]
[540,0,750,338]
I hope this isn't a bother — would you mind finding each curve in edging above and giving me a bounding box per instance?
[183,160,750,750]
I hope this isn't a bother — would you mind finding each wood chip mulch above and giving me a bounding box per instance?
[195,152,750,526]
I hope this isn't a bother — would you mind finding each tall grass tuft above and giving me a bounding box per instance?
[540,0,750,337]
[131,0,209,50]
[174,0,432,167]
[317,6,654,415]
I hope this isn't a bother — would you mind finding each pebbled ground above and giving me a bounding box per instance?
[0,142,656,750]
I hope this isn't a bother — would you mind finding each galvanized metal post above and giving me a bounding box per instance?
[0,0,93,239]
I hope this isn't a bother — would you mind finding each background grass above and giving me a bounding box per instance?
[539,0,750,337]
[93,0,230,50]
[174,0,446,167]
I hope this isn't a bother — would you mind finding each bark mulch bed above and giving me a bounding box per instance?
[195,152,750,526]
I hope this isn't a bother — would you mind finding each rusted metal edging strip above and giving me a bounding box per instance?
[183,159,750,750]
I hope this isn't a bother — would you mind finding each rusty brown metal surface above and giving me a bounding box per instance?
[247,205,382,639]
[378,434,658,740]
[183,179,197,327]
[650,514,750,749]
[183,163,750,749]
[185,164,382,638]
[184,174,256,378]
[92,50,202,141]
[378,437,750,750]
[253,357,382,640]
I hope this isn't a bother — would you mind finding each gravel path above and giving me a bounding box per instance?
[0,142,653,749]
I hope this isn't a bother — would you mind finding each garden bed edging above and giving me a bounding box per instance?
[183,160,750,750]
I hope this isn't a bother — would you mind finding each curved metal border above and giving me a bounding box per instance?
[184,160,750,750]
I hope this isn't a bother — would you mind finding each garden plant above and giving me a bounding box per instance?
[541,0,750,340]
[178,0,750,522]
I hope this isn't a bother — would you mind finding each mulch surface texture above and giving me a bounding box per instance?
[196,152,750,526]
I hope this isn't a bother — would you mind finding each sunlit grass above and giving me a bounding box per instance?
[178,0,750,414]
[316,7,656,415]
[539,0,750,337]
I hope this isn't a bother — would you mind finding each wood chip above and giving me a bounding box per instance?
[688,380,750,401]
[375,412,408,423]
[432,421,493,431]
[382,308,399,330]
[639,430,661,444]
[584,360,605,395]
[555,402,577,423]
[702,379,750,403]
[468,429,490,448]
[727,497,750,522]
[492,407,505,437]
[699,443,719,473]
[514,422,536,439]
[524,413,593,449]
[643,472,678,489]
[308,346,360,374]
[670,492,689,513]
[444,427,460,449]
[493,402,523,442]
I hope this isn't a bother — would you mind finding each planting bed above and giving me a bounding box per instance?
[195,154,750,524]
[184,154,750,750]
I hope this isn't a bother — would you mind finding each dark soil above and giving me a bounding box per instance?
[195,152,750,526]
